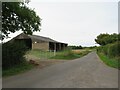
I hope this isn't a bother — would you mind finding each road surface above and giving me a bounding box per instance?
[3,52,118,88]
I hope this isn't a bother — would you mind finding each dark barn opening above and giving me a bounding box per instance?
[65,44,68,48]
[61,43,68,50]
[61,43,64,50]
[56,43,61,51]
[49,42,55,51]
[15,39,32,49]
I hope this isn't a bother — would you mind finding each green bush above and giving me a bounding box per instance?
[2,41,28,70]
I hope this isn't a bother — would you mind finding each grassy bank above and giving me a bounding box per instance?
[97,42,120,69]
[97,52,120,69]
[3,61,34,77]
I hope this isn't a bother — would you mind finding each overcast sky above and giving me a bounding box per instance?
[4,0,118,46]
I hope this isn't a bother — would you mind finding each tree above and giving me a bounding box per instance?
[2,2,41,40]
[95,33,119,46]
[95,33,110,45]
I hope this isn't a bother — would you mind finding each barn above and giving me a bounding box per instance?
[10,33,68,51]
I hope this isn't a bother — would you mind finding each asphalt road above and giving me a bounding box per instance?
[3,51,118,88]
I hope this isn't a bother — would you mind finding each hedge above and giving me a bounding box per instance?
[2,41,28,70]
[97,41,120,58]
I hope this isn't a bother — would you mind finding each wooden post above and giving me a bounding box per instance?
[59,43,61,51]
[54,43,56,56]
[63,44,65,50]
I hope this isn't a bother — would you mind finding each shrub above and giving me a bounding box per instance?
[2,41,28,70]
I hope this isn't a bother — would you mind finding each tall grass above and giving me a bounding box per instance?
[50,49,91,60]
[26,49,55,59]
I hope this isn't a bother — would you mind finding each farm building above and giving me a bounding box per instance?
[10,33,68,51]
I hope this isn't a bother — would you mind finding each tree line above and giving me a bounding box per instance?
[69,45,83,49]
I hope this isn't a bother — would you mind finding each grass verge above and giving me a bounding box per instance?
[26,49,91,60]
[50,50,91,60]
[3,61,34,77]
[97,52,120,69]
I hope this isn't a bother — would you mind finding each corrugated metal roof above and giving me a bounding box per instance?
[28,35,59,43]
[14,33,67,44]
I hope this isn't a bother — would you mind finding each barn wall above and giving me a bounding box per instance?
[32,42,49,51]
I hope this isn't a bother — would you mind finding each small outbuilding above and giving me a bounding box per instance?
[10,33,68,51]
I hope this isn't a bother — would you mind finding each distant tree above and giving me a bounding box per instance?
[69,45,83,49]
[2,2,41,40]
[77,45,83,49]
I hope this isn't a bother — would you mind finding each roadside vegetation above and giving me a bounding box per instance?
[95,33,120,69]
[97,52,119,69]
[26,48,91,60]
